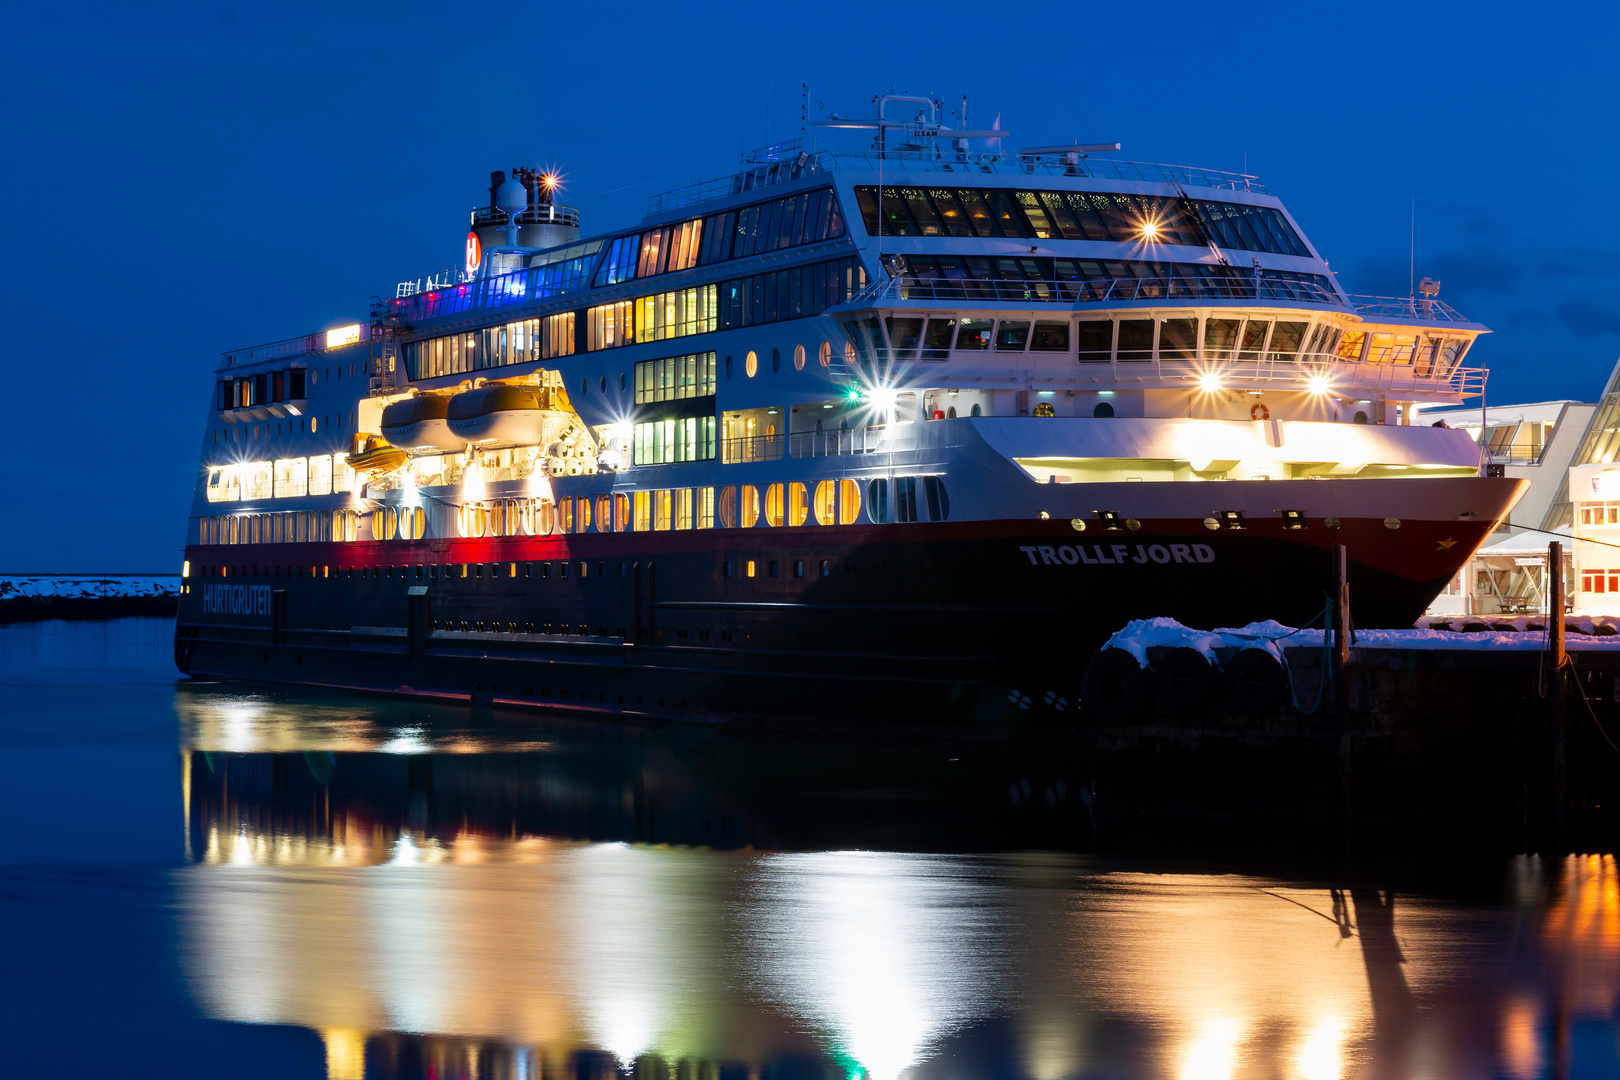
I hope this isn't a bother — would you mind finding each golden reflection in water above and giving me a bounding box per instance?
[182,805,1615,1080]
[1063,876,1382,1080]
[1540,853,1620,1017]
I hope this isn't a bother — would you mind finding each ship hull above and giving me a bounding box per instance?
[174,476,1521,728]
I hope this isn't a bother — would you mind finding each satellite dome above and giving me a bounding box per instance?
[495,177,528,215]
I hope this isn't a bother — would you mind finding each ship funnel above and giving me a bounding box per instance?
[468,166,581,269]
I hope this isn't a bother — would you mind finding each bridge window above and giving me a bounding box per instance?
[1031,321,1069,352]
[995,321,1031,351]
[1076,320,1113,362]
[956,318,993,351]
[1238,320,1270,361]
[1159,318,1197,360]
[1205,318,1240,358]
[1118,320,1154,361]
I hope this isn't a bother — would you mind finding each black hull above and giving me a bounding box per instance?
[175,509,1494,728]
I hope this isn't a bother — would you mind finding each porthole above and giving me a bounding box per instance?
[1203,517,1221,531]
[819,341,832,367]
[794,344,806,371]
[1070,518,1087,532]
[599,375,608,394]
[619,372,626,392]
[1094,402,1115,418]
[1384,517,1401,530]
[971,403,982,417]
[745,351,759,378]
[725,354,733,379]
[1325,517,1342,529]
[581,378,588,396]
[771,348,780,373]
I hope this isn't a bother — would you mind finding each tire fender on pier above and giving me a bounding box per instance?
[1082,647,1149,723]
[1221,647,1287,716]
[1152,646,1219,713]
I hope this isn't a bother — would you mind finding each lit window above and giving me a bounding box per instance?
[838,479,862,525]
[654,489,672,531]
[819,341,832,368]
[696,486,715,529]
[745,350,759,378]
[794,344,806,371]
[740,485,761,528]
[764,483,784,527]
[718,486,738,528]
[814,480,836,525]
[746,560,756,578]
[788,482,809,526]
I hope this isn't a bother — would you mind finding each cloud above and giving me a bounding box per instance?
[1555,299,1620,338]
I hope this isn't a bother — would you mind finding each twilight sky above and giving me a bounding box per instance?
[2,0,1616,570]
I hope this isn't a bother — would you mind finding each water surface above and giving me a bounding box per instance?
[2,618,1616,1079]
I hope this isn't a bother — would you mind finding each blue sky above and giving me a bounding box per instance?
[2,0,1616,570]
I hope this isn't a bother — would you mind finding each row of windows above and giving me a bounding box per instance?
[720,256,868,330]
[1578,505,1620,527]
[896,255,1335,304]
[586,286,719,350]
[401,313,576,381]
[199,510,365,545]
[394,250,596,324]
[853,185,1310,257]
[217,368,307,410]
[198,474,954,546]
[634,351,717,404]
[633,416,717,466]
[1583,569,1620,593]
[593,187,846,287]
[845,313,1340,364]
[212,412,353,447]
[206,456,358,502]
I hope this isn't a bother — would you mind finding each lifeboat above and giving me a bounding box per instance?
[380,393,465,452]
[345,434,409,475]
[446,383,573,449]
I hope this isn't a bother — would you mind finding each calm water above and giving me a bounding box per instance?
[1,619,1617,1079]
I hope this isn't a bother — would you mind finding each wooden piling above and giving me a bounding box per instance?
[1332,544,1352,852]
[1549,540,1566,848]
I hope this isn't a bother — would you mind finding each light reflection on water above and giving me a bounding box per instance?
[5,621,1619,1079]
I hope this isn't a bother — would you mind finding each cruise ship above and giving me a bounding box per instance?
[174,93,1524,725]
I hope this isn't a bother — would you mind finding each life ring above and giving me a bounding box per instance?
[1250,402,1270,420]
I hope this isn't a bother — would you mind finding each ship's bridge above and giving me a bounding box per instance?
[824,271,1487,427]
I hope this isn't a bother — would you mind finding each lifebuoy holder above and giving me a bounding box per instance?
[1250,402,1270,421]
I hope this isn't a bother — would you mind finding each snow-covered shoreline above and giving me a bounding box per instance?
[0,575,180,623]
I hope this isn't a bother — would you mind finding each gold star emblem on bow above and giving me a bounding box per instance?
[1436,537,1458,551]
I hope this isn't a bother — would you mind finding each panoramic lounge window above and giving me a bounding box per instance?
[1159,318,1197,360]
[1076,320,1113,362]
[854,185,1310,256]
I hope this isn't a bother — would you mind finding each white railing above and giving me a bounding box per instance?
[845,274,1340,308]
[648,139,1266,214]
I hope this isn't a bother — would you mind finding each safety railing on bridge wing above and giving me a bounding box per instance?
[786,426,893,459]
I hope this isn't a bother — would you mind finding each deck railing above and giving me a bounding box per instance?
[720,435,785,464]
[787,426,891,459]
[844,274,1342,308]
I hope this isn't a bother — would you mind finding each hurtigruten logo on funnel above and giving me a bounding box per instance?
[465,230,481,275]
[1021,543,1215,566]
